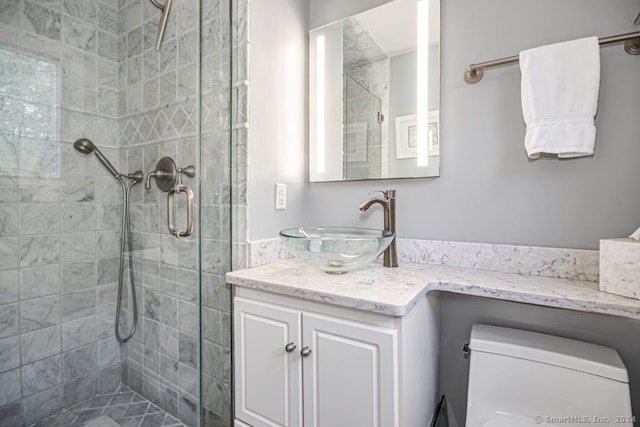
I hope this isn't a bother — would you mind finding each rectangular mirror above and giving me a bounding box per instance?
[309,0,440,182]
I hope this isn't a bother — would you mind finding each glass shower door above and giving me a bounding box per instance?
[343,73,383,180]
[0,2,126,425]
[0,0,234,425]
[199,0,234,425]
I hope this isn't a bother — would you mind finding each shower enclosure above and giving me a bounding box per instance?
[0,0,238,425]
[343,73,384,180]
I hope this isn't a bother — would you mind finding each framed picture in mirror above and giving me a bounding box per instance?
[428,110,439,157]
[395,114,417,159]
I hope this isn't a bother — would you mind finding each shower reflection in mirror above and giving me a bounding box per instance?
[309,0,440,182]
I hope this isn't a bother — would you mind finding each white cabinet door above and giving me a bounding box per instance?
[234,298,303,427]
[302,312,399,427]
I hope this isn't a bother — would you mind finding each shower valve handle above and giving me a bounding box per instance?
[145,157,178,191]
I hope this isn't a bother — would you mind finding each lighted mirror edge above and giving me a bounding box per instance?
[416,0,429,167]
[316,34,326,174]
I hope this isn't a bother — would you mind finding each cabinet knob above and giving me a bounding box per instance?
[285,342,297,353]
[300,346,312,357]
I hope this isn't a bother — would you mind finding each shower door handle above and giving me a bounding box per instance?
[167,184,194,238]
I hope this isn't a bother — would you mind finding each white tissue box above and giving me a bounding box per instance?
[599,238,640,300]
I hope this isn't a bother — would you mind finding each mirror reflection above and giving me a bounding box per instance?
[309,0,440,182]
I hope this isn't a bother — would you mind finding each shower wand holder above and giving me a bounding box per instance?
[145,157,196,238]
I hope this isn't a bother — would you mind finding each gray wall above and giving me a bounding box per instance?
[247,0,309,241]
[437,293,640,425]
[236,3,640,427]
[308,0,640,250]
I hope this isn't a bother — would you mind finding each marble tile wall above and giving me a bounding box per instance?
[200,0,234,425]
[116,0,234,425]
[0,0,123,425]
[342,16,386,69]
[1,0,238,425]
[116,0,201,425]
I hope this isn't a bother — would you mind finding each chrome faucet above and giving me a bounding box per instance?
[358,190,398,267]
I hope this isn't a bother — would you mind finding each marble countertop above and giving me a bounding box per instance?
[226,259,640,320]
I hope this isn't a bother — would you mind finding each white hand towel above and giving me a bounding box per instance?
[519,36,600,159]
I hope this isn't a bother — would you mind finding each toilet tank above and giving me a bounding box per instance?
[465,325,633,427]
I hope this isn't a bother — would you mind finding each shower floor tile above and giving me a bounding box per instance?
[33,385,186,427]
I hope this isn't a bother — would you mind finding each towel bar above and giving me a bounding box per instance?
[464,31,640,84]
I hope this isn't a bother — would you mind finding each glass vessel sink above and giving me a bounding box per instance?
[279,227,394,274]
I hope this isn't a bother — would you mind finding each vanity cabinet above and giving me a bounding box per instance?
[234,297,303,427]
[233,288,437,427]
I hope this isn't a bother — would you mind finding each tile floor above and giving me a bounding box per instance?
[33,385,186,427]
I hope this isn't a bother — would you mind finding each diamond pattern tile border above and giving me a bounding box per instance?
[32,385,186,427]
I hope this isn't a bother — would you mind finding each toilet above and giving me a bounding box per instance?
[465,325,633,427]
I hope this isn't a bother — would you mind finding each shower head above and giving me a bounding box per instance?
[73,138,121,178]
[73,138,95,154]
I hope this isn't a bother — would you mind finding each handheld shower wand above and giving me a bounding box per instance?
[73,138,143,183]
[73,138,121,179]
[73,137,141,343]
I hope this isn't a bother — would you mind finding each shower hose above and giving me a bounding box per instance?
[115,177,138,343]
